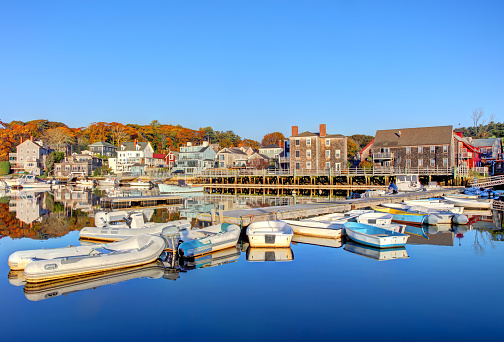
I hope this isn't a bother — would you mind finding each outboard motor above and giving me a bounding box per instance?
[161,226,181,251]
[128,213,145,228]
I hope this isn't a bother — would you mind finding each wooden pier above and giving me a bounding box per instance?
[100,194,183,209]
[196,188,463,226]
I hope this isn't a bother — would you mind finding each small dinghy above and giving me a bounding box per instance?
[402,199,464,214]
[309,210,373,222]
[246,221,294,248]
[246,247,293,262]
[443,196,493,209]
[79,211,191,242]
[178,223,241,257]
[344,242,409,261]
[280,219,344,238]
[12,234,166,283]
[291,234,343,248]
[356,212,405,233]
[372,206,434,225]
[344,222,409,248]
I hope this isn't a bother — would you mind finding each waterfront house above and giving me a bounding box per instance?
[9,137,50,175]
[359,139,374,161]
[166,151,179,168]
[114,140,154,173]
[259,144,284,159]
[288,124,347,172]
[54,154,103,177]
[216,148,249,168]
[173,141,216,174]
[471,138,502,161]
[152,153,167,167]
[88,141,117,157]
[131,163,146,176]
[372,126,457,170]
[247,153,270,169]
[453,132,481,169]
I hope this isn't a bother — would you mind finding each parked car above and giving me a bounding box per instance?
[172,169,184,174]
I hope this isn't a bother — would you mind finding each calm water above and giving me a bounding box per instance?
[0,188,503,341]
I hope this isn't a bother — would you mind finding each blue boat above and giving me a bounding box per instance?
[371,206,432,225]
[344,222,409,248]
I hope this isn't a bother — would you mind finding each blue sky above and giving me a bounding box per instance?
[1,1,503,141]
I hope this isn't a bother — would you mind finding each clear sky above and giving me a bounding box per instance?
[1,0,503,141]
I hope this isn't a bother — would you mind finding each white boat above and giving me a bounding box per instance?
[246,247,293,262]
[344,242,409,261]
[23,261,166,301]
[79,211,191,242]
[406,205,469,225]
[395,174,424,192]
[76,179,95,187]
[291,234,343,248]
[14,174,53,189]
[443,196,493,209]
[281,219,344,238]
[158,183,204,193]
[99,176,117,186]
[344,222,409,248]
[309,210,374,223]
[356,212,393,225]
[246,221,293,248]
[129,180,151,187]
[402,199,463,214]
[178,223,241,257]
[11,234,165,283]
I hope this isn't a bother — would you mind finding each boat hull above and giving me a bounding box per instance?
[344,222,409,248]
[281,219,343,238]
[246,221,294,248]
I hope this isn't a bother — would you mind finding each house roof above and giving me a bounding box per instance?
[471,138,500,147]
[260,144,282,149]
[218,148,248,155]
[290,131,345,139]
[373,126,453,148]
[454,135,479,153]
[153,153,165,159]
[248,153,270,160]
[89,141,116,148]
[119,142,150,151]
[360,139,374,153]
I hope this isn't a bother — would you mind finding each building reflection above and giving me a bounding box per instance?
[8,191,47,225]
[53,187,100,214]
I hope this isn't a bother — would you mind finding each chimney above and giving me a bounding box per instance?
[319,124,326,137]
[454,131,463,138]
[30,136,34,141]
[134,139,137,147]
[20,137,23,144]
[292,126,298,136]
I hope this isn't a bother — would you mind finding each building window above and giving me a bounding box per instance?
[219,155,224,160]
[443,158,448,166]
[418,159,423,167]
[295,162,300,170]
[406,147,411,154]
[219,162,224,168]
[295,139,300,146]
[430,146,435,153]
[443,145,448,153]
[418,146,423,153]
[306,162,311,169]
[306,149,311,158]
[325,162,330,169]
[20,149,23,153]
[335,163,341,170]
[306,138,311,146]
[325,139,330,146]
[325,150,330,158]
[430,159,435,167]
[335,150,341,158]
[406,159,411,167]
[295,150,300,158]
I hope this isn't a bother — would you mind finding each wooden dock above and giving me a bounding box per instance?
[196,188,463,226]
[100,194,183,209]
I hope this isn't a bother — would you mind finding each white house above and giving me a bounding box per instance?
[112,140,154,173]
[174,141,216,174]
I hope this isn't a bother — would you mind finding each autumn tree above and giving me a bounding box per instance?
[349,134,374,150]
[261,132,285,147]
[347,139,359,159]
[110,123,130,147]
[44,127,75,152]
[84,122,111,143]
[0,128,16,161]
[242,139,260,150]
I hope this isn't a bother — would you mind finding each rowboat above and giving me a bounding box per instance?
[18,234,166,283]
[291,234,343,248]
[371,205,433,225]
[246,247,294,262]
[402,199,464,214]
[246,221,293,248]
[344,222,409,248]
[280,219,344,238]
[23,261,166,301]
[179,246,241,271]
[310,210,374,222]
[178,223,241,257]
[344,242,409,261]
[356,212,393,225]
[443,196,493,209]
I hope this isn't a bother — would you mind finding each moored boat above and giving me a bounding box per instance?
[246,220,293,248]
[178,223,241,257]
[310,210,373,223]
[371,205,433,225]
[344,222,409,248]
[17,234,166,283]
[443,196,493,209]
[280,219,344,238]
[356,212,393,225]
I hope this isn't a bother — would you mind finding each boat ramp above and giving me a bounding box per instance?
[196,188,462,226]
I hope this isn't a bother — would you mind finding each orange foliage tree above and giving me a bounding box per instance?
[261,132,285,147]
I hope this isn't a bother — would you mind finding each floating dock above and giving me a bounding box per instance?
[197,188,463,225]
[100,194,182,209]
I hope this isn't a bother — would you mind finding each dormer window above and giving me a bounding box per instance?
[121,145,125,150]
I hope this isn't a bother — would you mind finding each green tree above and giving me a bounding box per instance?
[0,161,10,175]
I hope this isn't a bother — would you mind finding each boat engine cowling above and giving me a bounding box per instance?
[129,213,146,228]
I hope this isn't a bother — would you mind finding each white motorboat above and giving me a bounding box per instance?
[80,212,191,242]
[281,219,344,238]
[246,247,293,262]
[158,183,204,193]
[10,234,165,283]
[344,222,409,248]
[246,221,293,248]
[12,174,53,189]
[443,196,493,209]
[178,223,241,257]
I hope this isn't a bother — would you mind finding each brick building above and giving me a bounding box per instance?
[288,124,347,172]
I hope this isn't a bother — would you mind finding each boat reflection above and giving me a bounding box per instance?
[344,241,409,261]
[22,261,166,302]
[291,234,343,248]
[8,270,26,287]
[246,247,294,262]
[179,246,241,271]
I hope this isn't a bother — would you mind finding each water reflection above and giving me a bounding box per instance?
[291,234,343,248]
[344,241,409,261]
[246,247,294,262]
[179,246,241,270]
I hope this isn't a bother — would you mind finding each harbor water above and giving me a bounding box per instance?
[0,188,503,341]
